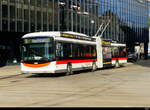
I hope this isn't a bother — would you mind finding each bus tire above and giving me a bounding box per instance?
[92,62,97,72]
[115,61,120,68]
[66,64,73,76]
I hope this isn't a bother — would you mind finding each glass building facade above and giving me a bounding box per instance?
[99,0,149,54]
[0,0,149,62]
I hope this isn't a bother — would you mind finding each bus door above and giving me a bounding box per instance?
[102,46,112,67]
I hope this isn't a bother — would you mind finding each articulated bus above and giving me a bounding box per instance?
[21,31,127,75]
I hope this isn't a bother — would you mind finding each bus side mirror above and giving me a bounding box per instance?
[21,45,26,52]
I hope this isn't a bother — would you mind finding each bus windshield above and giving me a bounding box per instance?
[22,37,55,63]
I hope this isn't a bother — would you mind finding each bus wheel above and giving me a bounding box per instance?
[66,64,73,76]
[115,61,120,68]
[92,62,97,72]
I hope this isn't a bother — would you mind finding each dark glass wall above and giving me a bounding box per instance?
[0,0,99,34]
[0,0,148,43]
[0,0,149,62]
[0,0,60,62]
[0,0,60,32]
[99,0,149,44]
[59,0,99,36]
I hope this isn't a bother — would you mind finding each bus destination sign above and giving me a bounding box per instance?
[24,38,50,44]
[61,33,95,41]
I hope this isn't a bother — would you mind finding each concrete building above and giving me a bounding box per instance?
[0,0,149,66]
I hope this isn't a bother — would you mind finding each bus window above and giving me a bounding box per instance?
[85,45,92,57]
[112,47,119,58]
[56,42,72,60]
[72,44,79,58]
[62,43,72,59]
[56,42,64,60]
[91,46,97,57]
[103,47,112,59]
[119,47,127,58]
[84,45,97,58]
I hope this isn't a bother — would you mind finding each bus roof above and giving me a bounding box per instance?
[22,31,88,39]
[22,32,60,38]
[111,43,126,47]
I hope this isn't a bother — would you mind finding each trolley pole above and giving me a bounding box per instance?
[94,19,111,38]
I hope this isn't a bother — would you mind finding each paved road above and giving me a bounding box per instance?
[0,65,21,78]
[0,60,150,107]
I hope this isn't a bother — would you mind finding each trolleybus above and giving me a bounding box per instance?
[21,31,127,75]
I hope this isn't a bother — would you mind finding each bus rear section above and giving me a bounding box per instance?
[111,46,128,67]
[101,40,128,68]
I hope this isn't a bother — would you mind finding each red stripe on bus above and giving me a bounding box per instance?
[112,58,128,61]
[56,59,97,65]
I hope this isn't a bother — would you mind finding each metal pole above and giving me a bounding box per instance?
[8,0,10,32]
[58,1,66,31]
[61,3,65,31]
[0,0,2,31]
[71,1,73,31]
[29,0,31,32]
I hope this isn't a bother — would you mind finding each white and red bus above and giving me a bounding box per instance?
[21,31,127,75]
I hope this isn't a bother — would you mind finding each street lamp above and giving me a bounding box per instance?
[58,2,65,6]
[90,20,95,36]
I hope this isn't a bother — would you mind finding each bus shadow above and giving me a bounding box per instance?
[127,59,150,67]
[26,66,120,78]
[26,73,66,78]
[132,59,150,68]
[26,69,94,78]
[26,70,94,78]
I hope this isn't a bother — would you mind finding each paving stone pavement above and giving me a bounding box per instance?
[0,65,21,78]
